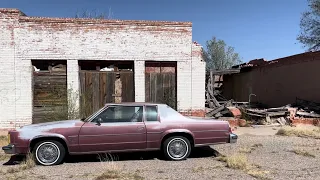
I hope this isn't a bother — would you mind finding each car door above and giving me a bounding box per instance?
[143,105,164,149]
[78,105,147,153]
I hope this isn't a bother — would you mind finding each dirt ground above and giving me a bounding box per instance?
[1,126,320,180]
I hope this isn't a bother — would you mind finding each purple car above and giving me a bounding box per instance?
[2,103,237,166]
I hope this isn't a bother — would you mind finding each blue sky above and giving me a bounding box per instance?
[1,0,309,62]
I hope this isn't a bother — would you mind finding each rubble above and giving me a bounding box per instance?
[205,69,320,127]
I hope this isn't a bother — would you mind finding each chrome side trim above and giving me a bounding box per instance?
[194,142,227,147]
[69,148,160,155]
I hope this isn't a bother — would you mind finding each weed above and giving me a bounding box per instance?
[239,147,254,153]
[95,170,121,180]
[252,143,263,148]
[225,154,248,170]
[217,154,270,179]
[292,149,316,158]
[239,143,263,154]
[276,127,320,139]
[247,169,270,180]
[95,153,144,180]
[6,167,20,173]
[20,153,36,170]
[5,153,36,174]
[0,154,11,161]
[0,135,8,146]
[192,166,205,173]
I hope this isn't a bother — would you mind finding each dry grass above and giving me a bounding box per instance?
[4,153,36,174]
[95,153,144,180]
[239,143,264,153]
[217,154,270,179]
[0,135,12,162]
[239,147,253,153]
[292,149,316,158]
[192,166,205,173]
[0,154,11,161]
[0,135,8,146]
[276,127,320,139]
[20,153,36,170]
[95,169,122,180]
[247,169,270,180]
[217,154,248,170]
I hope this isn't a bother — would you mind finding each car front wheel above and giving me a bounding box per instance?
[33,140,65,166]
[163,136,191,161]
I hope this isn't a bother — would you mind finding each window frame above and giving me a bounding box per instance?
[144,105,160,123]
[87,105,145,124]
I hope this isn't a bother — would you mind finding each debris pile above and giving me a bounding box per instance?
[207,97,320,126]
[241,107,289,125]
[205,69,320,126]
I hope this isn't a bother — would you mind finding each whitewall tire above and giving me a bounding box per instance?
[163,136,191,161]
[33,140,65,166]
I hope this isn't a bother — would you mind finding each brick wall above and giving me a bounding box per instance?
[0,9,205,128]
[191,42,206,116]
[223,52,320,107]
[0,11,33,129]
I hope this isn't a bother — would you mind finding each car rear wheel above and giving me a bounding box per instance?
[33,140,65,166]
[163,136,191,161]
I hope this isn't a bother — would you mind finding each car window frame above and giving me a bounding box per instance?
[87,105,145,124]
[144,105,160,123]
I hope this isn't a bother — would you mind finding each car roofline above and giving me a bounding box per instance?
[104,102,166,106]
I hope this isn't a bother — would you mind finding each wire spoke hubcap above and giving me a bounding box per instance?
[168,139,188,159]
[37,143,59,164]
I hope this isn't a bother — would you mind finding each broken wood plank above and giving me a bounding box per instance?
[265,111,287,117]
[277,117,287,125]
[243,111,265,117]
[296,111,320,118]
[206,106,225,117]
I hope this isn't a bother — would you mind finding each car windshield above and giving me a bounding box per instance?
[158,104,189,121]
[81,106,106,122]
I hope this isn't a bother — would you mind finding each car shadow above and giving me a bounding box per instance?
[2,155,25,166]
[65,146,221,163]
[2,146,222,165]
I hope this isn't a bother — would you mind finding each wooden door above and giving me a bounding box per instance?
[79,71,134,117]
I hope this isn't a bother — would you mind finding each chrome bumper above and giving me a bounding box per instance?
[229,133,238,143]
[2,144,15,154]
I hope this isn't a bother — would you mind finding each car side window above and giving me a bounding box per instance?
[92,106,143,123]
[145,106,158,122]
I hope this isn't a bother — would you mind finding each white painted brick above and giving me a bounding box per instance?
[0,9,206,128]
[67,60,80,118]
[177,61,192,111]
[191,43,206,110]
[134,61,145,102]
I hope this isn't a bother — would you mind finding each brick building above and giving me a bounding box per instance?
[222,51,320,107]
[0,8,206,129]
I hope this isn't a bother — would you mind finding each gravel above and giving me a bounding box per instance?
[1,133,320,180]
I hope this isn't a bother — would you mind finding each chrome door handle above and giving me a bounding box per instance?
[137,126,145,131]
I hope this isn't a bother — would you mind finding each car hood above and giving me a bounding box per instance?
[16,119,83,140]
[19,119,82,129]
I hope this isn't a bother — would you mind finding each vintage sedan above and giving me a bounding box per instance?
[2,103,238,166]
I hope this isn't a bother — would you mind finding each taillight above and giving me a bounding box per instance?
[229,126,232,133]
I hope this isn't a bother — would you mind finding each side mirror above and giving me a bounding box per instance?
[80,117,86,121]
[96,118,102,126]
